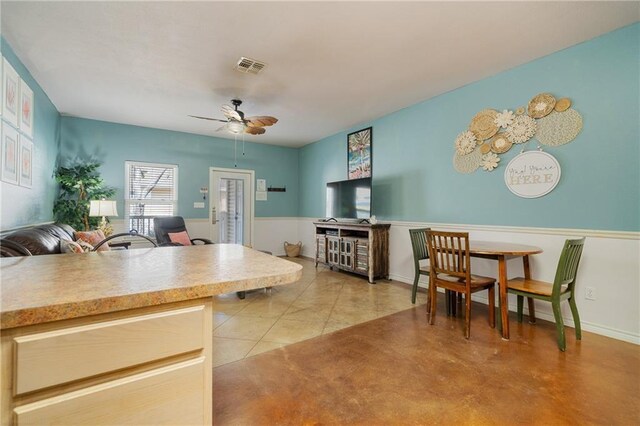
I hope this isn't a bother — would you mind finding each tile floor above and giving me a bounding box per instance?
[212,257,427,367]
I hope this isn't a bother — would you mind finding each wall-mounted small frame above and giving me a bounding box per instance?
[19,136,33,188]
[2,58,19,127]
[1,122,19,185]
[19,79,34,139]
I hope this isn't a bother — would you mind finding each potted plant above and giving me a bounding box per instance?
[53,162,115,231]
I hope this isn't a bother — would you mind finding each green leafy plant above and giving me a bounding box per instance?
[53,162,115,231]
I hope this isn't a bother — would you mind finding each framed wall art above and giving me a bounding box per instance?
[347,127,372,179]
[19,79,34,138]
[2,58,19,127]
[19,137,33,188]
[1,122,20,185]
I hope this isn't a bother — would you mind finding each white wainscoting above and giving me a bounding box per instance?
[110,217,300,257]
[298,217,640,345]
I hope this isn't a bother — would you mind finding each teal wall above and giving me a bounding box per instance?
[299,24,640,232]
[60,117,299,218]
[0,38,61,230]
[3,24,638,231]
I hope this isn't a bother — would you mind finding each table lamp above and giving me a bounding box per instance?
[89,200,118,236]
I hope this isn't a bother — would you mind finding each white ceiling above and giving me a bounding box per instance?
[1,1,638,147]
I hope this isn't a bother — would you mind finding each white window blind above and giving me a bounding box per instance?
[125,161,178,237]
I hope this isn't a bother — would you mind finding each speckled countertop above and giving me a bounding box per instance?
[0,244,302,329]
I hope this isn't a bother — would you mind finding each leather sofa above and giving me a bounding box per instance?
[1,223,76,257]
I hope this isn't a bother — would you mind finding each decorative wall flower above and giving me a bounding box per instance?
[481,152,500,171]
[506,115,537,144]
[494,110,515,129]
[454,131,477,155]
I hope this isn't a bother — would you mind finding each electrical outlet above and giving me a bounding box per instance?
[585,287,596,300]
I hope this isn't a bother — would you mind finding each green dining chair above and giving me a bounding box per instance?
[507,237,586,351]
[409,228,430,304]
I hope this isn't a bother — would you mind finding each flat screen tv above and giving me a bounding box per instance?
[325,177,371,220]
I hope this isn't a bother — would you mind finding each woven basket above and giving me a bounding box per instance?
[284,241,302,257]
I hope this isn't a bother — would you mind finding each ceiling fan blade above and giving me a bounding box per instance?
[221,105,242,121]
[188,115,227,122]
[245,116,278,128]
[245,126,266,135]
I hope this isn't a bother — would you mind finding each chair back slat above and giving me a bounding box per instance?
[409,228,430,263]
[426,230,470,279]
[553,237,586,293]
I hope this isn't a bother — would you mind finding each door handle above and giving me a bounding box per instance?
[211,207,217,225]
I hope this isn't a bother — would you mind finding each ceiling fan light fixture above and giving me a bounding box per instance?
[227,120,246,134]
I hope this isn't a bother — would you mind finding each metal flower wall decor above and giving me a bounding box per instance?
[453,93,583,174]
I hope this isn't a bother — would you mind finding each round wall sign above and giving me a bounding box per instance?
[504,151,561,198]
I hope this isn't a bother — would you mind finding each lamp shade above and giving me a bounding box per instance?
[89,200,118,217]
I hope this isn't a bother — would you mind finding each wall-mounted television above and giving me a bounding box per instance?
[325,177,371,219]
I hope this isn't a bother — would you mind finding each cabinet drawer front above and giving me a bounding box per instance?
[14,357,207,425]
[14,305,205,395]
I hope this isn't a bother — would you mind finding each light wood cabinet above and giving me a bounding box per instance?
[314,222,390,283]
[1,299,212,426]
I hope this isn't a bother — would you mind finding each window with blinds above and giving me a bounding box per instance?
[124,161,178,237]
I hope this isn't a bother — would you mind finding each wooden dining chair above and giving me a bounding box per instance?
[409,228,430,304]
[507,237,586,351]
[426,230,495,339]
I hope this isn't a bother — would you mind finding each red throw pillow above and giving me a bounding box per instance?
[168,231,193,246]
[75,229,110,252]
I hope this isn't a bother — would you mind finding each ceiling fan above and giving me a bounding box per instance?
[189,99,278,135]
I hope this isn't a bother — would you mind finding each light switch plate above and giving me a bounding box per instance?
[257,179,266,192]
[193,202,205,208]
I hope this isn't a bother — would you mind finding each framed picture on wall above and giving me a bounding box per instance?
[19,79,34,139]
[19,136,33,188]
[2,58,19,127]
[347,127,372,180]
[1,122,19,185]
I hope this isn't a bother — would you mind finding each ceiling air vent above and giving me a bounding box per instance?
[235,57,267,74]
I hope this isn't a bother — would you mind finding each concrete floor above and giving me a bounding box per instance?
[212,259,640,425]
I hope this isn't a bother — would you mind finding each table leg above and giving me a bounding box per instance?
[523,255,536,324]
[498,255,509,340]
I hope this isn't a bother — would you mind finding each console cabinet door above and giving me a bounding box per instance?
[339,238,354,270]
[315,235,327,264]
[327,236,340,266]
[354,240,369,274]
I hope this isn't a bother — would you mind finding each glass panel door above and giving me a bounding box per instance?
[219,178,244,244]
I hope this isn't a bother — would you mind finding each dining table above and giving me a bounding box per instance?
[468,241,543,340]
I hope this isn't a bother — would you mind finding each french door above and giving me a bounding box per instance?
[209,168,254,246]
